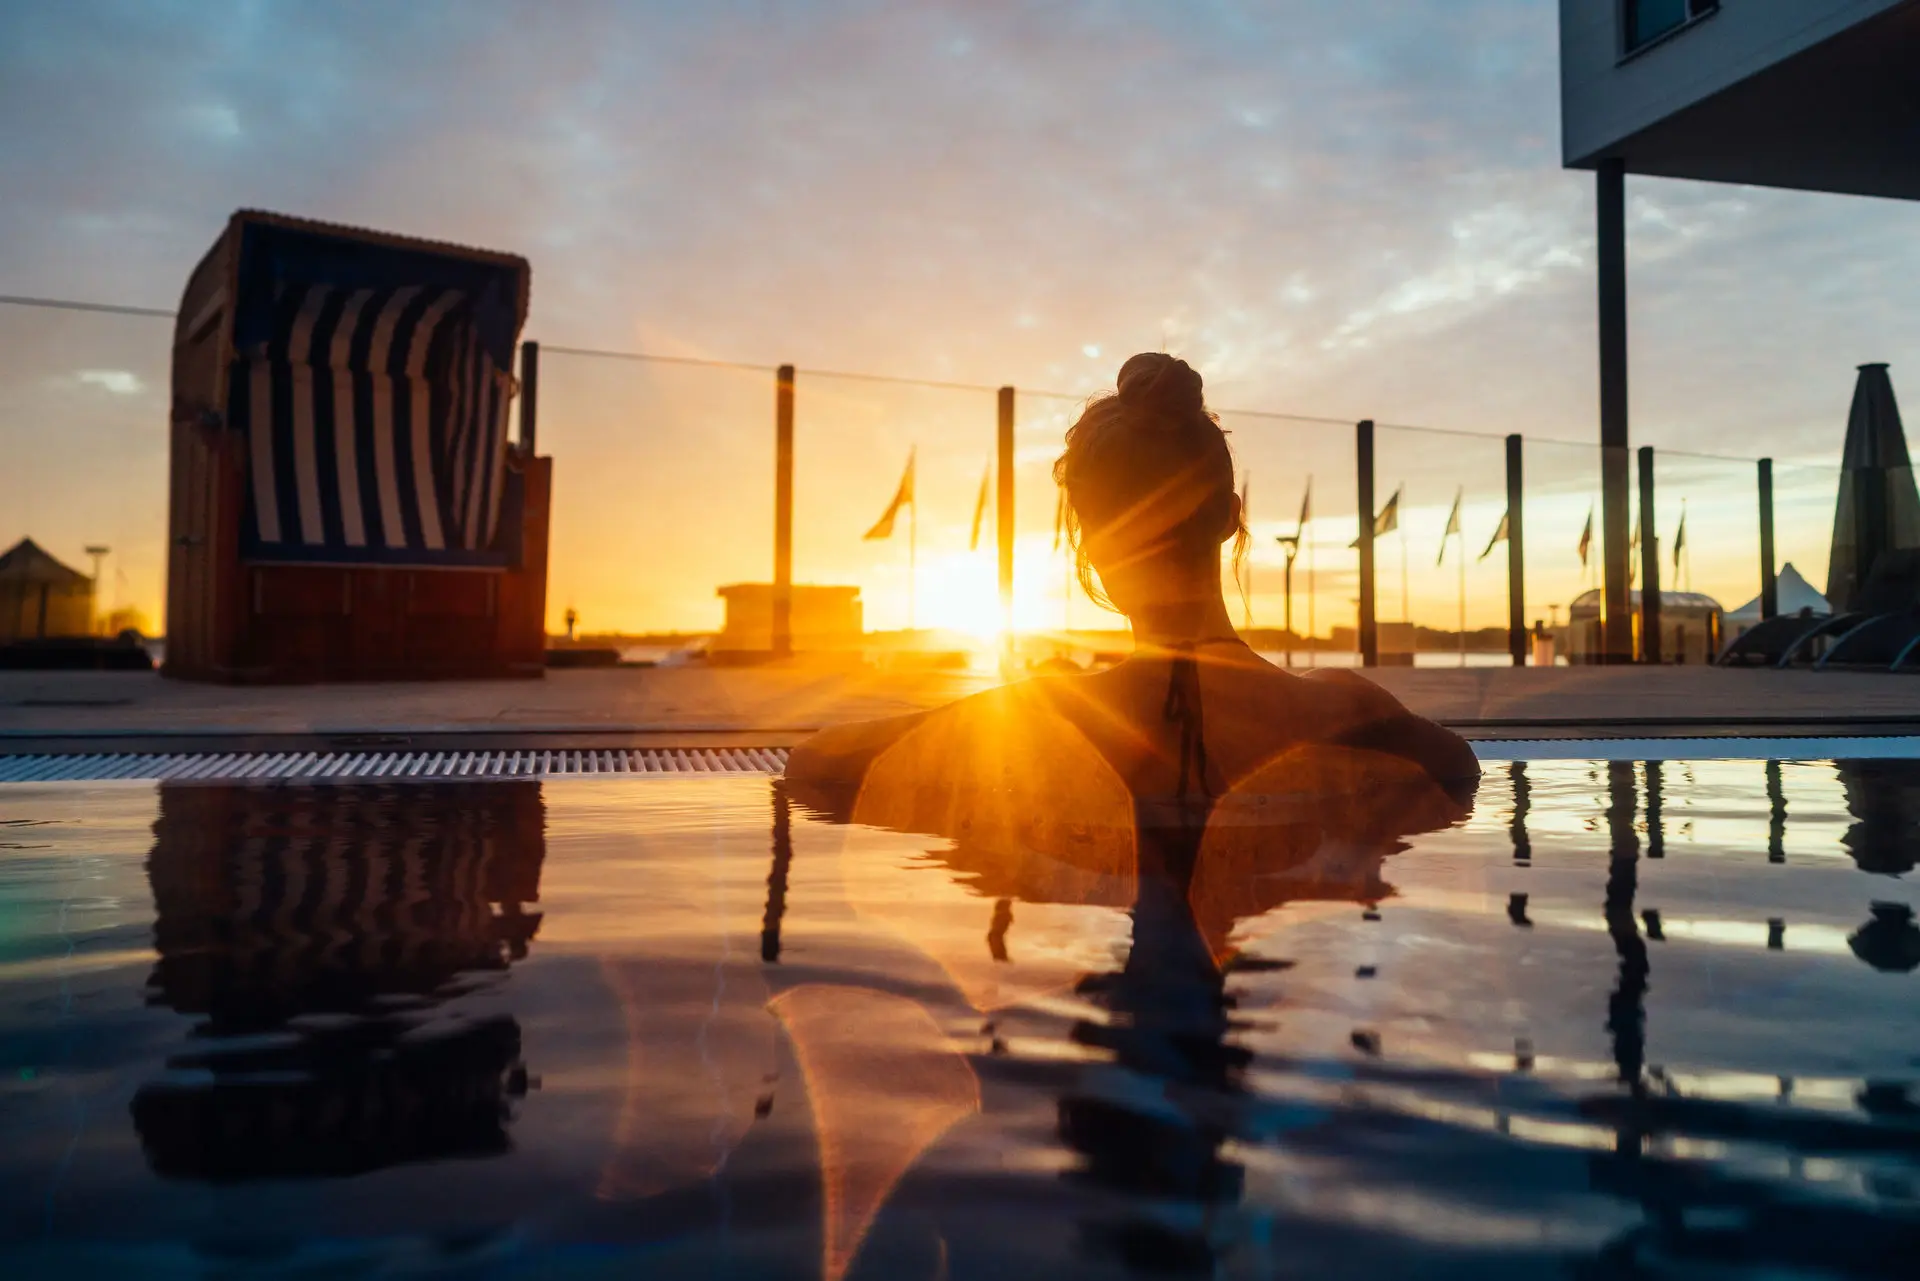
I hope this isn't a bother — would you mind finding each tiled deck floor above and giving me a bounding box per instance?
[5,663,1920,750]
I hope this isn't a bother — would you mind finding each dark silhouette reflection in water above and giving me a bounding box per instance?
[1508,761,1532,865]
[1836,759,1920,875]
[133,782,544,1181]
[1055,819,1250,1272]
[1602,761,1649,1092]
[789,709,1472,1275]
[1766,759,1787,864]
[1577,762,1920,1277]
[1834,760,1920,973]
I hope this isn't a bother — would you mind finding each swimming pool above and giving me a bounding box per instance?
[1,755,1916,1277]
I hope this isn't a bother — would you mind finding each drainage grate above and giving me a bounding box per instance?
[0,747,789,785]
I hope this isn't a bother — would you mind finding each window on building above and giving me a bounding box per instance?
[1624,0,1718,54]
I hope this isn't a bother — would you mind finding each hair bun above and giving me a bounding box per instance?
[1115,353,1205,420]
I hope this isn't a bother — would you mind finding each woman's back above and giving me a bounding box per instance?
[1054,645,1474,796]
[785,644,1478,799]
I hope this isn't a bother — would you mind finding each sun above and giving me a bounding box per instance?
[908,552,1004,639]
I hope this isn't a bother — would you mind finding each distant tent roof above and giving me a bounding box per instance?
[1726,562,1831,623]
[0,539,89,587]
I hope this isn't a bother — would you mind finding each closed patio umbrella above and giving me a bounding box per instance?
[1826,363,1920,612]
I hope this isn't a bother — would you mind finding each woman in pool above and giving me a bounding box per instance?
[785,353,1479,804]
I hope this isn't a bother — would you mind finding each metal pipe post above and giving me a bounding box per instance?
[1283,552,1295,666]
[773,365,795,659]
[1506,433,1526,666]
[1357,419,1377,668]
[1597,159,1634,663]
[1637,445,1661,663]
[1758,458,1777,618]
[518,340,540,452]
[997,387,1015,653]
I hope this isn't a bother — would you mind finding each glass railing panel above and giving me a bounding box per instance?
[792,372,999,657]
[0,304,174,635]
[537,351,774,648]
[1520,438,1607,663]
[1373,423,1513,666]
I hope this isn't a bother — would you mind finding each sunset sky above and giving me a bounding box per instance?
[4,1,1917,637]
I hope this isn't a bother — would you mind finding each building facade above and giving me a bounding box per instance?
[1563,1,1919,196]
[1559,0,1920,660]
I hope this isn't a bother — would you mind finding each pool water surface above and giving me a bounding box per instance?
[0,756,1917,1278]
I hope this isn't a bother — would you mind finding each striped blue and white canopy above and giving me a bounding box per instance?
[233,282,514,567]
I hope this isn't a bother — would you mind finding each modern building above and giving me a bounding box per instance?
[714,583,863,658]
[1559,0,1920,659]
[0,538,94,642]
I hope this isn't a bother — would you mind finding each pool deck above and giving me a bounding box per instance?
[4,663,1920,754]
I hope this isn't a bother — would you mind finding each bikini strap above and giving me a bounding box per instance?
[1160,644,1212,801]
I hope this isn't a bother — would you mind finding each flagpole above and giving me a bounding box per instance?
[1458,524,1467,667]
[1399,489,1409,627]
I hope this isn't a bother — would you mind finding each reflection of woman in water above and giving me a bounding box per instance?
[776,358,1487,1272]
[788,353,1479,799]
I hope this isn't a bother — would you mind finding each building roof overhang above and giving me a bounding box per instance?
[1566,2,1920,201]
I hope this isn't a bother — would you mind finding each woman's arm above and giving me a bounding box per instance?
[1306,669,1482,787]
[782,710,934,788]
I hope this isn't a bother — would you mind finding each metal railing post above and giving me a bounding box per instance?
[1506,433,1526,666]
[518,340,540,452]
[1758,458,1777,618]
[773,365,795,659]
[1637,445,1661,663]
[997,387,1015,657]
[1358,419,1377,668]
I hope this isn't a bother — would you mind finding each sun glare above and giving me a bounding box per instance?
[908,553,1003,638]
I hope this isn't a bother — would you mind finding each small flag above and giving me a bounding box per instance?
[1577,507,1593,567]
[1673,505,1686,571]
[1479,509,1510,562]
[1349,486,1400,549]
[1052,486,1068,551]
[1438,487,1461,566]
[863,450,915,541]
[1376,487,1400,536]
[968,465,991,551]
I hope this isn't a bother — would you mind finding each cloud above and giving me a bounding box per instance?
[3,0,1918,628]
[75,368,143,395]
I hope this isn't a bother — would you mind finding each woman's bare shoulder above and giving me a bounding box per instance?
[1224,663,1480,785]
[783,710,931,786]
[782,675,1074,788]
